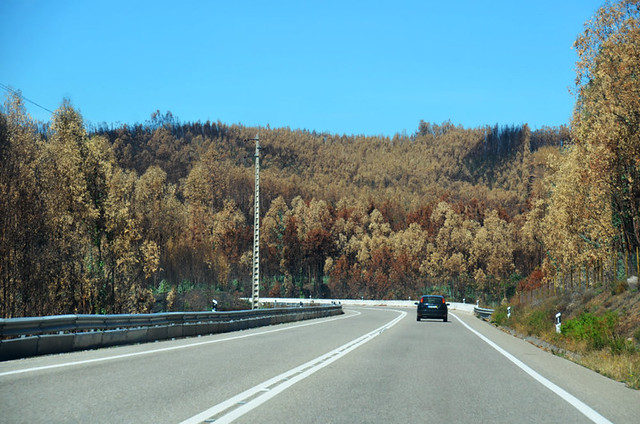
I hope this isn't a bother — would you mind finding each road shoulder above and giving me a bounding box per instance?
[453,312,640,423]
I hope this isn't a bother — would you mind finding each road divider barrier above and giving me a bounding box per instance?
[0,305,343,361]
[474,306,495,320]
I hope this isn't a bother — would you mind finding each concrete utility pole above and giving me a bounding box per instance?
[250,133,261,309]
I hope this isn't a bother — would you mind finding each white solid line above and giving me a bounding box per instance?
[0,310,360,378]
[179,309,407,424]
[451,313,613,424]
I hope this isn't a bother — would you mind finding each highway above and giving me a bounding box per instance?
[1,307,639,423]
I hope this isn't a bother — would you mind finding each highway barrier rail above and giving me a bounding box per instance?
[0,305,343,361]
[474,306,495,320]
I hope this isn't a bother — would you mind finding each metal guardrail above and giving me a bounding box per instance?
[473,306,495,320]
[0,308,322,337]
[0,305,342,361]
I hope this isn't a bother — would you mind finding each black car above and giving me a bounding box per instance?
[416,295,449,322]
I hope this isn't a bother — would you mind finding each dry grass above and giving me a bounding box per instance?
[579,350,640,389]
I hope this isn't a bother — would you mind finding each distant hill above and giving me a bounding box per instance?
[94,114,569,219]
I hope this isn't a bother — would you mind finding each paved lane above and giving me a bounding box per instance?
[1,307,639,423]
[235,309,604,423]
[0,309,388,423]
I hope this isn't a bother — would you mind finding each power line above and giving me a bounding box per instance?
[0,83,55,114]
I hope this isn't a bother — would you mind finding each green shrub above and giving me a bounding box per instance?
[177,279,196,294]
[154,279,172,294]
[525,309,553,336]
[562,311,619,351]
[491,305,509,326]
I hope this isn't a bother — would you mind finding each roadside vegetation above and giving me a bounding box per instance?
[491,286,640,389]
[151,280,250,312]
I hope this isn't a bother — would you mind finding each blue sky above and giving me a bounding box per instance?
[1,0,603,136]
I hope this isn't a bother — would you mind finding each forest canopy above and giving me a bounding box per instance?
[0,96,566,317]
[1,0,638,317]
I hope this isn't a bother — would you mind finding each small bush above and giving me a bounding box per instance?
[177,279,196,295]
[525,309,553,336]
[613,281,628,295]
[562,311,622,351]
[166,287,176,311]
[491,305,509,326]
[154,279,172,295]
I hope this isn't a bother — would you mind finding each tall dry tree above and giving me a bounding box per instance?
[572,0,640,255]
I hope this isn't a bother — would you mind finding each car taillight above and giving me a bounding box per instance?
[442,298,446,304]
[420,297,424,303]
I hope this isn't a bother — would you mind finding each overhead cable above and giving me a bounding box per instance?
[0,82,54,114]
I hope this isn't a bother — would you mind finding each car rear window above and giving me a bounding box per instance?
[421,296,443,305]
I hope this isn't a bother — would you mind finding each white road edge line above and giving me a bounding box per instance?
[0,310,361,378]
[179,309,407,424]
[451,313,613,424]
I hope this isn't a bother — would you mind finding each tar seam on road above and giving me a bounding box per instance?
[178,309,408,424]
[0,310,361,378]
[451,313,613,424]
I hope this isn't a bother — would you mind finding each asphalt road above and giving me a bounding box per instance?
[1,307,639,423]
